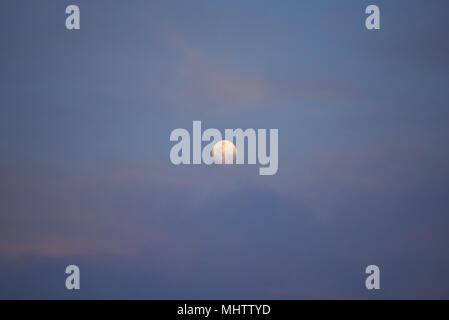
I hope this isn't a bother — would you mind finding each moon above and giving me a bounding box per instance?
[212,140,237,164]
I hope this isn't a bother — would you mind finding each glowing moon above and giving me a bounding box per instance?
[212,140,237,164]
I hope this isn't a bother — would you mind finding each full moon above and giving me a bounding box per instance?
[212,140,237,164]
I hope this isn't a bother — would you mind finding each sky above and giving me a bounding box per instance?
[1,0,449,299]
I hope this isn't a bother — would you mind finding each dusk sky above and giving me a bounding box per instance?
[1,0,449,299]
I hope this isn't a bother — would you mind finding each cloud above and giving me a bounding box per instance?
[162,33,273,109]
[0,164,196,269]
[1,157,449,298]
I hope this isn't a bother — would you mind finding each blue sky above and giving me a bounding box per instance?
[1,0,449,299]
